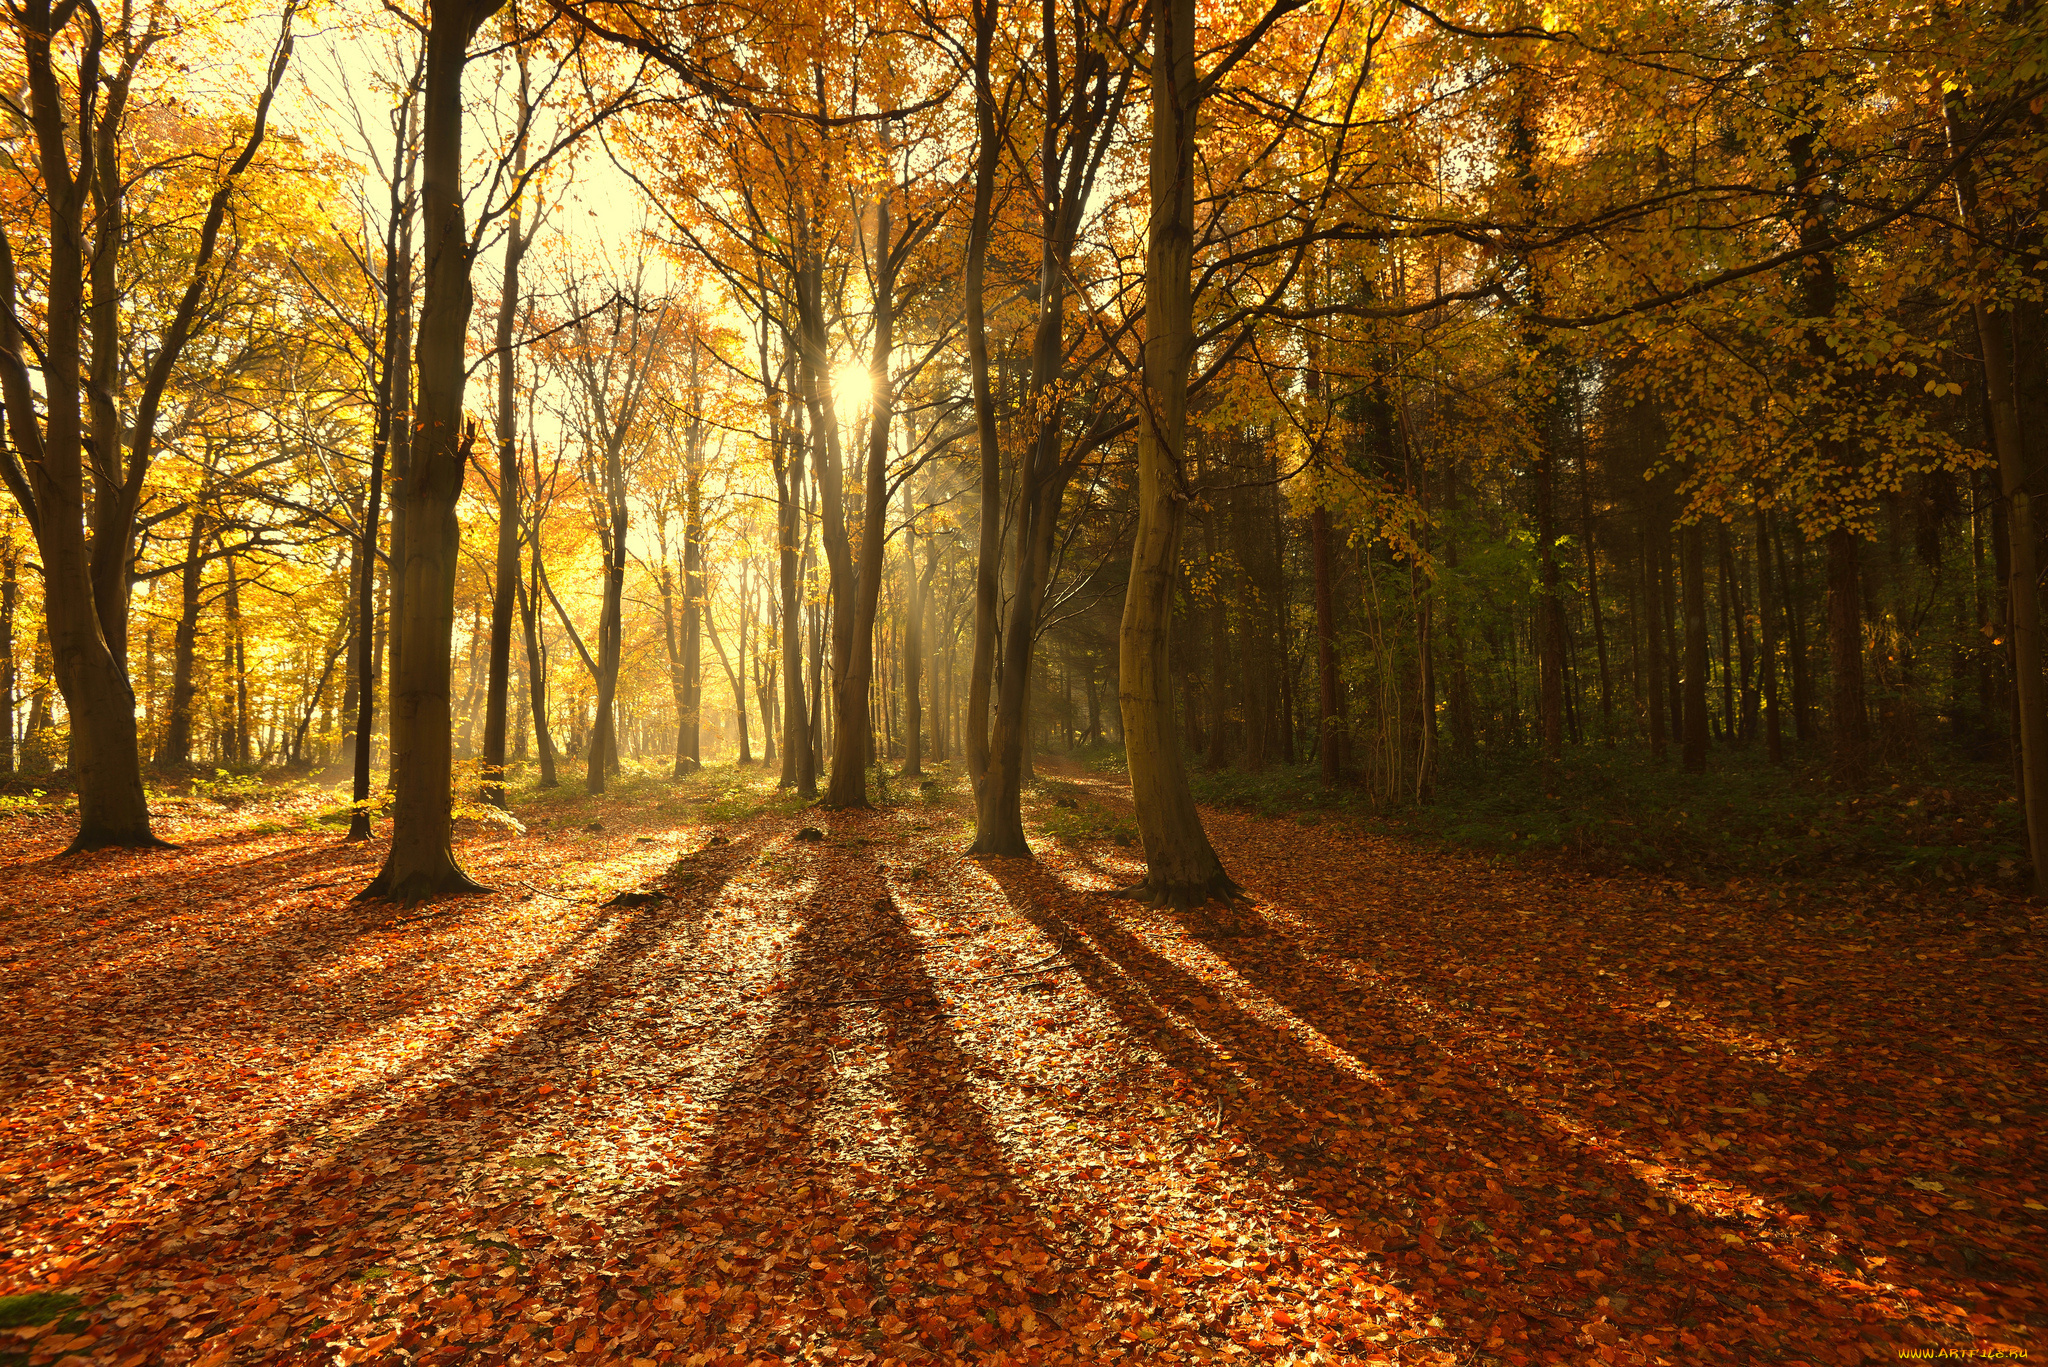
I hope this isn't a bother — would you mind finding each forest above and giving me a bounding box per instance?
[0,0,2042,1361]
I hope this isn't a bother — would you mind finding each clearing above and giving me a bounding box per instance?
[0,763,2040,1366]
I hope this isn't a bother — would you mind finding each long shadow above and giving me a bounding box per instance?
[0,824,600,1082]
[976,855,1964,1363]
[646,831,1086,1363]
[8,832,762,1365]
[1190,824,2046,1299]
[1061,792,2045,1304]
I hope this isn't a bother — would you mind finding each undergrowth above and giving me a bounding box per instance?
[1187,747,2029,890]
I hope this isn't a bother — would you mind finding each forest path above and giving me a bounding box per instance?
[0,763,2039,1366]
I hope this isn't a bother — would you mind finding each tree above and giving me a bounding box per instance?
[0,0,295,850]
[1116,0,1242,905]
[360,0,510,901]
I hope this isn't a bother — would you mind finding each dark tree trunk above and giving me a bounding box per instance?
[480,65,528,809]
[1757,508,1783,763]
[1825,527,1868,783]
[361,0,505,901]
[1681,522,1709,772]
[158,515,209,767]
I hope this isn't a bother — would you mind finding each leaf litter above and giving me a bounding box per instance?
[0,765,2040,1365]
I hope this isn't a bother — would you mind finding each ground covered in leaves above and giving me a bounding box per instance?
[0,761,2041,1366]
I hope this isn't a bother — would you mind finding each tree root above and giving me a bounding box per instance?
[355,865,492,906]
[1108,870,1247,915]
[63,829,175,855]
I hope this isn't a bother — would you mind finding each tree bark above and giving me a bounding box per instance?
[0,539,14,775]
[824,153,900,809]
[1118,0,1233,905]
[361,0,505,901]
[480,59,529,809]
[776,433,814,795]
[1951,99,2048,888]
[158,514,209,766]
[1757,508,1784,763]
[1824,527,1867,783]
[1681,521,1710,772]
[963,0,1003,791]
[903,485,924,776]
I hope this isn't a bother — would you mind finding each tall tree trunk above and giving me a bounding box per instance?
[1951,102,2048,889]
[1681,522,1709,772]
[679,416,706,775]
[1974,299,2048,890]
[0,539,14,775]
[1715,523,1736,741]
[362,0,504,901]
[480,62,529,809]
[0,12,159,848]
[225,554,250,765]
[1535,414,1564,778]
[1119,0,1233,905]
[1578,428,1611,738]
[587,482,627,794]
[1758,508,1784,763]
[963,0,1003,791]
[776,440,814,795]
[757,575,779,765]
[1642,522,1666,760]
[903,485,924,777]
[516,570,558,787]
[350,97,412,839]
[705,562,750,765]
[158,516,209,766]
[1825,528,1867,782]
[1311,502,1343,785]
[825,159,899,809]
[383,155,419,793]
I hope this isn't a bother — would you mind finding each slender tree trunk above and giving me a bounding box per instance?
[757,575,779,765]
[705,563,750,765]
[1535,401,1564,778]
[383,158,418,793]
[903,485,924,777]
[225,555,250,765]
[1578,432,1611,738]
[587,487,627,794]
[158,516,209,766]
[517,570,558,787]
[1311,502,1342,785]
[1681,522,1709,772]
[349,100,411,839]
[480,66,528,808]
[1825,528,1867,782]
[776,442,813,795]
[825,162,899,809]
[1643,522,1666,760]
[1715,522,1736,741]
[1758,508,1784,763]
[0,540,14,775]
[680,455,705,774]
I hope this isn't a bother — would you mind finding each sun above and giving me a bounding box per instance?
[831,359,873,414]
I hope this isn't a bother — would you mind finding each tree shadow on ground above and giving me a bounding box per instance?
[8,832,761,1365]
[639,828,1086,1364]
[977,854,1986,1363]
[1186,874,2043,1300]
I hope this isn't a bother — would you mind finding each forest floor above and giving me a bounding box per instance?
[0,758,2041,1367]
